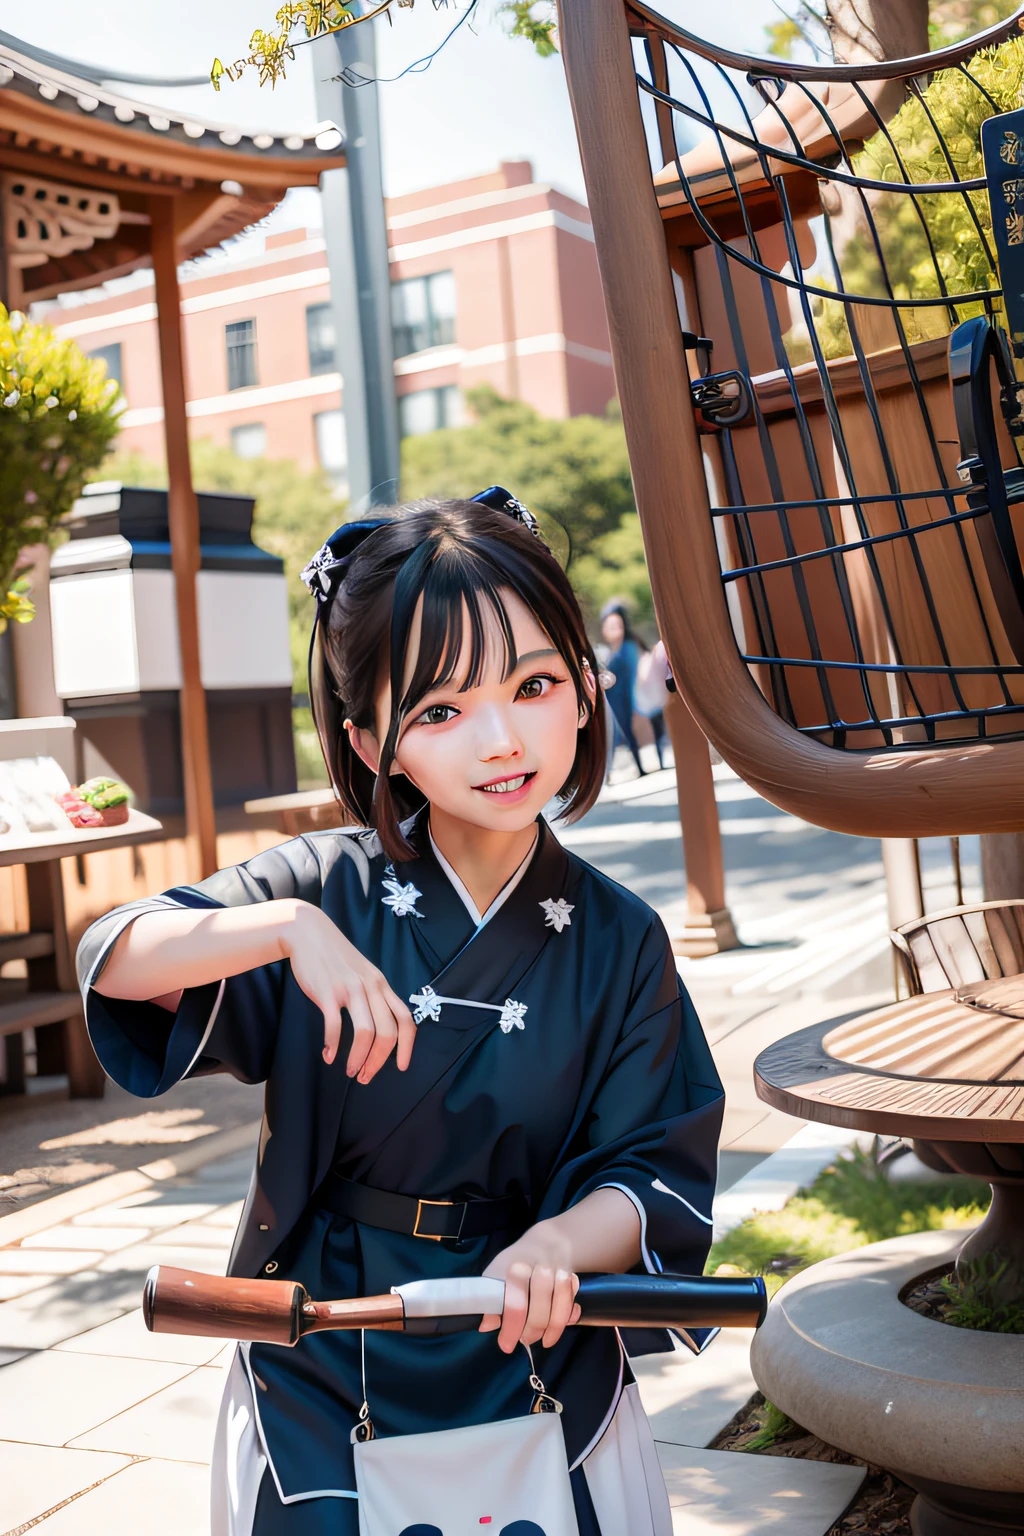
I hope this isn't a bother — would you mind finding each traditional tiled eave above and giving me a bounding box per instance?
[0,36,345,299]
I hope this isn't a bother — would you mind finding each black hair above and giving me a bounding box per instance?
[311,499,607,862]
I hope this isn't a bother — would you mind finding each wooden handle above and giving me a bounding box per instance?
[143,1266,308,1347]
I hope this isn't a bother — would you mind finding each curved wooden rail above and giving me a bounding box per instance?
[624,0,1024,81]
[557,0,1024,835]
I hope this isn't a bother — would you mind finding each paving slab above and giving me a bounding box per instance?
[0,1245,104,1274]
[30,1453,210,1534]
[0,1344,34,1366]
[71,1361,227,1462]
[198,1201,245,1229]
[147,1217,237,1248]
[657,1442,865,1534]
[634,1331,757,1449]
[95,1240,229,1279]
[54,1305,229,1367]
[70,1196,219,1229]
[0,1440,133,1531]
[21,1222,144,1252]
[0,1267,148,1348]
[0,1348,192,1446]
[0,1271,49,1301]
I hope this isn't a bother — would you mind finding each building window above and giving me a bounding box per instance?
[391,271,456,359]
[306,303,337,375]
[398,385,464,438]
[88,342,123,389]
[314,410,347,477]
[226,319,258,390]
[230,422,266,459]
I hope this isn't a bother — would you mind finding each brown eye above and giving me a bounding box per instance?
[518,678,543,699]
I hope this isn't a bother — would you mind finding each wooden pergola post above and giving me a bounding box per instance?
[665,690,739,956]
[149,195,217,880]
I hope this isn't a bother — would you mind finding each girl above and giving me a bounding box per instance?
[77,492,723,1536]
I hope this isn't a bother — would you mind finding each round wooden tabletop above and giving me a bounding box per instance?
[754,980,1024,1142]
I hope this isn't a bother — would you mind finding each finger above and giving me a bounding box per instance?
[342,985,376,1078]
[496,1262,531,1355]
[478,1312,501,1334]
[541,1269,577,1351]
[521,1265,555,1348]
[320,995,343,1065]
[387,989,417,1072]
[355,990,399,1084]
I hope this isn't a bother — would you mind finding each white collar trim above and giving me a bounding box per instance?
[429,827,538,929]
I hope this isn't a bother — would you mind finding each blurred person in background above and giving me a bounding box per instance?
[636,638,670,771]
[600,600,646,778]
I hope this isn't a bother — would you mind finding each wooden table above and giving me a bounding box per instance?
[244,787,346,838]
[754,979,1024,1280]
[0,809,162,1098]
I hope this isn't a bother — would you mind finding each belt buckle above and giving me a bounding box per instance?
[413,1197,457,1241]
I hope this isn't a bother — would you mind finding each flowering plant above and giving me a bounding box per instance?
[0,305,121,629]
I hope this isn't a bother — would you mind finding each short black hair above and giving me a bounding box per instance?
[311,499,607,862]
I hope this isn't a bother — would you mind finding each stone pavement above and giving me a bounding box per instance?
[0,756,972,1531]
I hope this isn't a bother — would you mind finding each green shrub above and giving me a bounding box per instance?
[0,305,121,626]
[709,1142,990,1292]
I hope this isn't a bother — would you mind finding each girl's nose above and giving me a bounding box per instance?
[476,704,522,761]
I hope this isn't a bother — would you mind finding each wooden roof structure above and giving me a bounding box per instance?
[0,34,344,305]
[0,37,347,876]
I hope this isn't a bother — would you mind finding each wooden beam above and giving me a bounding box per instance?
[148,195,217,880]
[556,0,1024,836]
[665,691,739,957]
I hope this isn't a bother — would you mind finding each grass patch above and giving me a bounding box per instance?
[709,1143,991,1295]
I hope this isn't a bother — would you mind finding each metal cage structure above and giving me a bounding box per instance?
[558,0,1024,835]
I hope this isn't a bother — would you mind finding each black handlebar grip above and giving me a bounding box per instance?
[574,1272,767,1330]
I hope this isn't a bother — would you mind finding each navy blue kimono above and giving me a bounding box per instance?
[77,811,723,1533]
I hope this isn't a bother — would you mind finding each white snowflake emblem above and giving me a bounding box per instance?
[540,897,574,933]
[499,999,528,1034]
[410,986,442,1024]
[382,877,421,918]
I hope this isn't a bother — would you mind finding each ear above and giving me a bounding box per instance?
[345,719,381,775]
[579,659,599,727]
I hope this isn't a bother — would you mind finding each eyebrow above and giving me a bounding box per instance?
[512,647,558,671]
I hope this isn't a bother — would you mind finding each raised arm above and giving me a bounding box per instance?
[96,897,414,1081]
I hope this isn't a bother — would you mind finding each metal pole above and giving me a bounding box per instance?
[314,23,400,509]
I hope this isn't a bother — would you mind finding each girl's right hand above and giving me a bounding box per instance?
[281,901,416,1082]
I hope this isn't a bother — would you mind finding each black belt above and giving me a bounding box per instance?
[318,1172,529,1243]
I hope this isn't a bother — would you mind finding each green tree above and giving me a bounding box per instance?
[400,385,647,622]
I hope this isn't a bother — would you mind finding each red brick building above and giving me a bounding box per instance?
[46,161,616,485]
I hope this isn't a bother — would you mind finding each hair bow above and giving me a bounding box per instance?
[300,518,389,610]
[470,484,541,536]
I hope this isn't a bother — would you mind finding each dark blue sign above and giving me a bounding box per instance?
[983,108,1024,357]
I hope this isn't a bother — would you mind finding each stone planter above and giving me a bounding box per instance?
[750,1229,1024,1536]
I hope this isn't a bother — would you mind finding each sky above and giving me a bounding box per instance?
[8,0,781,230]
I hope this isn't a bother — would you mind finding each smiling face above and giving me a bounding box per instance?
[348,588,590,838]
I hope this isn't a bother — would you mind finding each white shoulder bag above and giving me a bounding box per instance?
[352,1279,580,1536]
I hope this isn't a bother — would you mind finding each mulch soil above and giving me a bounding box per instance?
[709,1393,916,1535]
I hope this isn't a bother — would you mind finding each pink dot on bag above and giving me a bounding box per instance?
[479,1520,492,1526]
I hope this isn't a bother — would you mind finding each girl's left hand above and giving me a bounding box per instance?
[479,1221,581,1354]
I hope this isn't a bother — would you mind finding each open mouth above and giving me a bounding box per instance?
[474,771,537,796]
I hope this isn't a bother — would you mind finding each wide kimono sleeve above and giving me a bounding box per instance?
[75,833,350,1100]
[540,912,724,1287]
